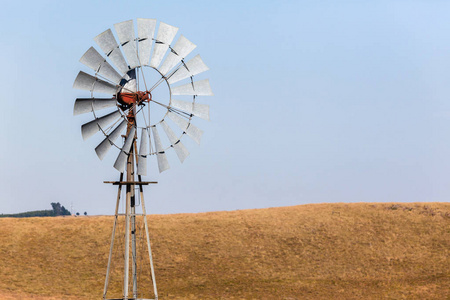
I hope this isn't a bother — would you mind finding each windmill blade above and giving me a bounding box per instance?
[158,35,196,75]
[171,79,213,96]
[114,20,140,69]
[167,111,203,145]
[171,99,210,121]
[81,110,122,140]
[137,18,156,66]
[120,69,137,93]
[150,22,178,69]
[94,29,129,75]
[151,126,170,173]
[167,55,209,84]
[113,126,136,172]
[137,128,149,176]
[74,98,117,116]
[73,71,118,95]
[80,47,123,84]
[160,121,189,163]
[95,120,127,160]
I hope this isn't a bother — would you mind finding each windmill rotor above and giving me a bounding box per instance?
[73,18,213,175]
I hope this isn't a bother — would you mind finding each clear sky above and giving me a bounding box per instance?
[1,1,449,215]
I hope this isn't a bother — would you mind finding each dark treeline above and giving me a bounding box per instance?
[0,202,71,218]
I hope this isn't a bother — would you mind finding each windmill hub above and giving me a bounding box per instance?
[117,90,152,107]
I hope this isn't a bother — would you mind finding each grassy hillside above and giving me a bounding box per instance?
[0,203,448,299]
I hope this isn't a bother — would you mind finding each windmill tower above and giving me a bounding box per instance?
[73,18,213,300]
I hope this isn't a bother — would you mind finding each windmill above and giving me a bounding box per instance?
[73,18,213,300]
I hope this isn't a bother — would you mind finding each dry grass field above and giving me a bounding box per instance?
[0,202,448,299]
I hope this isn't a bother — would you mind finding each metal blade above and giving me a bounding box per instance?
[94,29,129,75]
[114,20,140,69]
[151,126,170,173]
[95,120,127,160]
[170,99,210,120]
[81,110,121,140]
[137,128,149,176]
[167,112,203,145]
[121,80,137,93]
[167,55,209,84]
[113,126,136,172]
[73,71,118,95]
[150,22,178,69]
[123,126,136,153]
[160,120,189,163]
[158,35,196,75]
[137,18,156,66]
[73,98,117,116]
[137,154,147,176]
[80,47,122,84]
[171,79,213,96]
[139,128,149,155]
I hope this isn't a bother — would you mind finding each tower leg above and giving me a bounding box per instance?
[138,175,158,300]
[131,158,138,298]
[103,173,124,300]
[123,150,133,300]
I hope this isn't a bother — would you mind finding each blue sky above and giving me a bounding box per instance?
[1,1,449,215]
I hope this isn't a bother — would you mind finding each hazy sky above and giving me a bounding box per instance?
[1,1,449,215]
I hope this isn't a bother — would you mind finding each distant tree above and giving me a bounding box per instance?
[51,202,71,216]
[51,202,61,215]
[76,212,80,216]
[84,212,87,216]
[61,205,70,216]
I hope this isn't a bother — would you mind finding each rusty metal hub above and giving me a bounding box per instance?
[117,91,152,106]
[116,91,152,125]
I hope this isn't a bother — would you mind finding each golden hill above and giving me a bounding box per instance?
[0,203,448,299]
